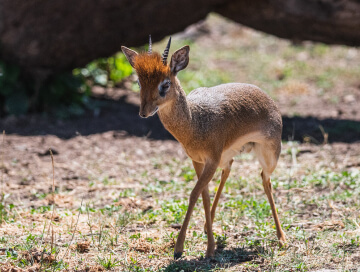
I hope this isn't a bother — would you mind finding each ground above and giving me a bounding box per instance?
[0,14,360,271]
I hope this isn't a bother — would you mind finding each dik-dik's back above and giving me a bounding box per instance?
[186,83,282,146]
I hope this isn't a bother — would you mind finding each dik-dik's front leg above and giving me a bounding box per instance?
[204,159,233,233]
[192,161,216,257]
[174,160,218,259]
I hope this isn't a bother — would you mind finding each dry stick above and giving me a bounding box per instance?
[319,125,328,145]
[40,148,57,270]
[45,149,57,244]
[49,148,56,224]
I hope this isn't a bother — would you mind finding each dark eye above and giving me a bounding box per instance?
[159,81,171,97]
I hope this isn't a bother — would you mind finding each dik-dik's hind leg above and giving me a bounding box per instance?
[204,159,233,233]
[254,143,286,247]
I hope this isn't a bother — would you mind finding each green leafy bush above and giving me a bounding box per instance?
[0,52,133,117]
[0,61,28,115]
[73,52,133,87]
[0,60,90,117]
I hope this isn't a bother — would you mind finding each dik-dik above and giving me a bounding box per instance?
[121,36,286,259]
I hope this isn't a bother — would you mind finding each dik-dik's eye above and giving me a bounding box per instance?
[159,80,171,97]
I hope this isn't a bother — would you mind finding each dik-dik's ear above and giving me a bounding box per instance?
[121,46,138,68]
[170,46,190,75]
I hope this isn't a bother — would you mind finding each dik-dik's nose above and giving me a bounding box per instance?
[139,105,146,118]
[139,102,147,118]
[139,108,147,118]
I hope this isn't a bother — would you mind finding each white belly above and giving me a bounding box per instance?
[219,131,264,169]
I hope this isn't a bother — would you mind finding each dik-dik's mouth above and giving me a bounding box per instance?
[139,106,159,118]
[149,106,159,116]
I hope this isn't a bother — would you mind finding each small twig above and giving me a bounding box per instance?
[303,135,321,145]
[352,219,360,229]
[278,187,314,193]
[40,148,57,270]
[319,125,328,145]
[46,149,57,234]
[50,148,56,215]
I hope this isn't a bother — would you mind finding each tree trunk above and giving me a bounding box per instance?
[0,0,359,73]
[215,0,360,46]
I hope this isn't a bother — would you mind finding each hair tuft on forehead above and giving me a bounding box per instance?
[134,53,170,84]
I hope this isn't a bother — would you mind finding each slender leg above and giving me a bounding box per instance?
[261,171,286,247]
[192,161,204,178]
[204,159,233,233]
[192,160,214,253]
[201,184,215,257]
[254,142,286,248]
[174,160,218,259]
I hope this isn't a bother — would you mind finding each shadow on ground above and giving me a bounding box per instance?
[282,116,360,143]
[0,90,359,143]
[164,246,261,272]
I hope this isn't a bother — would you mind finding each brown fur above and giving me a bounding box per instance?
[134,53,170,86]
[122,44,286,259]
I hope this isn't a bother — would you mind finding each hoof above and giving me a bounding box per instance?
[278,238,287,249]
[174,251,183,260]
[205,245,215,259]
[205,252,215,259]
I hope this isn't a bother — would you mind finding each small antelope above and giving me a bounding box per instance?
[121,36,286,259]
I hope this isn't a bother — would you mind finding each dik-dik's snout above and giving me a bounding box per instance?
[139,110,147,118]
[139,103,159,118]
[139,105,146,118]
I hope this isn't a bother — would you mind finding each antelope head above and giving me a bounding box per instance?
[121,36,190,118]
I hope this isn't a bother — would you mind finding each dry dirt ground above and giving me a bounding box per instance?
[0,14,360,272]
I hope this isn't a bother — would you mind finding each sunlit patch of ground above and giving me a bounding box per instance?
[0,131,359,271]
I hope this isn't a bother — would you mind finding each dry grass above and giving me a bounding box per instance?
[0,136,359,271]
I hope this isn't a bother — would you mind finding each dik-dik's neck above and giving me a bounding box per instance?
[158,82,192,145]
